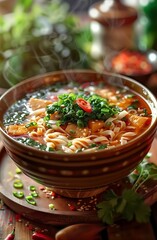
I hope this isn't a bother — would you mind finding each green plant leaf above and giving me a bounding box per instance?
[103,189,118,201]
[97,188,151,225]
[16,0,33,10]
[97,201,114,225]
[135,202,151,223]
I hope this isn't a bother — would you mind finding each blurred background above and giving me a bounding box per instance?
[0,0,157,94]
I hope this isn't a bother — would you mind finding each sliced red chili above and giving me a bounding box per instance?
[49,95,58,102]
[76,98,92,113]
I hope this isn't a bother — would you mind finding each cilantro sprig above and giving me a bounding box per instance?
[97,153,157,225]
[46,92,119,127]
[97,189,151,225]
[129,153,157,192]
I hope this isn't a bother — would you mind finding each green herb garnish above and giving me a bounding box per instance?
[98,144,107,150]
[49,203,55,210]
[16,137,47,151]
[46,93,119,127]
[127,99,139,110]
[143,108,149,116]
[31,191,38,197]
[25,122,37,128]
[97,189,151,225]
[13,179,23,189]
[130,153,157,191]
[13,191,24,199]
[97,153,157,225]
[25,196,36,205]
[126,94,135,99]
[16,167,22,174]
[29,185,36,191]
[127,104,138,110]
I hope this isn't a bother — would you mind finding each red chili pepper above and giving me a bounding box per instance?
[145,118,151,126]
[49,95,58,102]
[76,98,92,113]
[111,50,152,75]
[51,191,56,197]
[15,214,22,222]
[32,232,54,240]
[4,228,15,240]
[69,205,76,211]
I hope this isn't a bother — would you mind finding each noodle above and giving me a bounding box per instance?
[3,80,152,153]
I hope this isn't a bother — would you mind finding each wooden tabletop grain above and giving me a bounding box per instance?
[0,203,157,240]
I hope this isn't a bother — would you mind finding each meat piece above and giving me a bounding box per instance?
[28,98,52,110]
[6,125,28,136]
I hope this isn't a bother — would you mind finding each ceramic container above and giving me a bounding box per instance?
[104,49,157,86]
[0,70,157,198]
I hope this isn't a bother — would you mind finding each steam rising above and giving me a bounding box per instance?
[2,0,96,87]
[3,22,89,86]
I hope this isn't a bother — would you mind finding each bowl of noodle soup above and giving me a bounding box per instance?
[0,70,157,198]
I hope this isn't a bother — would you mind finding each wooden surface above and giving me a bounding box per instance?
[0,148,103,226]
[0,203,157,240]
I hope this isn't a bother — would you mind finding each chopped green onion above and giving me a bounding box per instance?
[98,144,107,149]
[13,179,23,189]
[25,196,36,205]
[29,185,36,191]
[49,203,55,210]
[31,191,38,197]
[13,191,24,199]
[46,93,119,127]
[16,168,22,174]
[25,122,37,128]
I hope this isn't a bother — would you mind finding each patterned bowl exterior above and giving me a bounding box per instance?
[1,70,157,198]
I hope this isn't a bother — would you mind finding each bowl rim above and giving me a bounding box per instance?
[0,69,157,159]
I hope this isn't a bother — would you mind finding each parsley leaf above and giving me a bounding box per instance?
[97,189,151,225]
[129,154,157,191]
[135,202,151,223]
[121,189,144,221]
[97,153,157,225]
[97,201,115,225]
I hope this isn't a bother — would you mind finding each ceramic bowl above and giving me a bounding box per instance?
[104,49,157,86]
[0,70,157,198]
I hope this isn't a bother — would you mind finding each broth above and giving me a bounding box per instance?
[3,81,151,153]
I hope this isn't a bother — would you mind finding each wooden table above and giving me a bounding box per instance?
[0,201,157,240]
